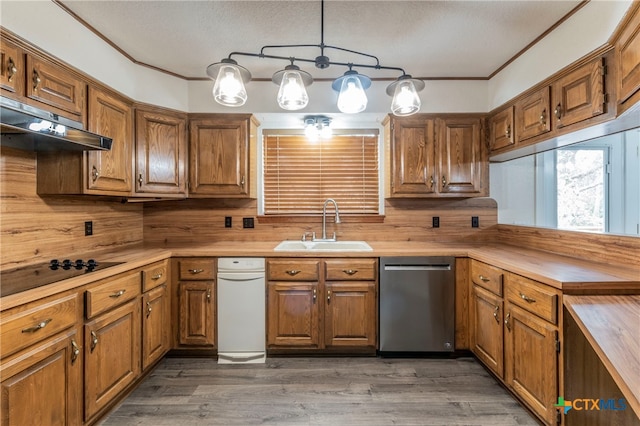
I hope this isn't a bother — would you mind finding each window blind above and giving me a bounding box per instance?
[263,134,379,215]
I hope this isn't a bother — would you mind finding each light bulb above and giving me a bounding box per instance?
[213,65,247,107]
[337,77,367,113]
[390,80,421,116]
[277,71,309,110]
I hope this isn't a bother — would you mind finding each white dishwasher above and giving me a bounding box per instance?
[217,258,266,364]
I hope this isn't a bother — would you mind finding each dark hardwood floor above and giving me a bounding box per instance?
[99,356,539,425]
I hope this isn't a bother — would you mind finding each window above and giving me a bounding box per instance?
[262,133,380,216]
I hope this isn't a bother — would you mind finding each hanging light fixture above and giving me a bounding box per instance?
[272,64,313,111]
[206,59,251,107]
[205,0,424,115]
[386,74,425,116]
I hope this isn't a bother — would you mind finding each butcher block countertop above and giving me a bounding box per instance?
[563,295,640,417]
[1,240,638,310]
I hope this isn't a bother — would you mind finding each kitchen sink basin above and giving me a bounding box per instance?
[274,240,373,252]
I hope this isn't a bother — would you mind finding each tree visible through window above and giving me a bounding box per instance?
[263,134,379,215]
[556,148,607,232]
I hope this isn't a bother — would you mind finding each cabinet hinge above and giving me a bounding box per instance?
[556,409,562,425]
[600,65,607,76]
[555,330,561,353]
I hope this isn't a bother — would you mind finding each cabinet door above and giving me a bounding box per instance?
[515,86,551,143]
[267,281,320,348]
[390,118,436,196]
[84,299,140,421]
[0,40,24,95]
[0,328,82,426]
[189,117,249,197]
[142,285,170,370]
[135,108,187,195]
[470,285,504,379]
[489,106,515,152]
[86,86,133,194]
[25,55,85,119]
[437,117,484,195]
[178,281,215,346]
[616,3,640,106]
[552,57,605,129]
[324,281,376,348]
[504,303,558,426]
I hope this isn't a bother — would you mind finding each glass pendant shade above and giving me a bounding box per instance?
[390,80,421,116]
[212,64,248,107]
[277,70,309,110]
[336,74,368,113]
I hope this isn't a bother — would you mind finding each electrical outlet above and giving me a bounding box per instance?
[471,216,479,228]
[432,216,440,228]
[243,217,254,228]
[85,221,93,236]
[225,216,232,228]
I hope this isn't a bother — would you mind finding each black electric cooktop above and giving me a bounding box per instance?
[0,259,123,297]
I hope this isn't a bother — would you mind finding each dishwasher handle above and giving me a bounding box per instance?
[217,272,265,281]
[383,264,451,271]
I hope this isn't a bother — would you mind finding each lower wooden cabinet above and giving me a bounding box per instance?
[178,281,215,347]
[470,284,504,379]
[0,328,82,426]
[84,298,141,421]
[142,284,170,370]
[266,258,377,353]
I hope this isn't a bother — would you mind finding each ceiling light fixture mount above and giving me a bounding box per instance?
[205,0,423,115]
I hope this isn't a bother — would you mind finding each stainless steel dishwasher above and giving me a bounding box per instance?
[379,256,455,353]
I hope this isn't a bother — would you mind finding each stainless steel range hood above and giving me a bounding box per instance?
[0,96,112,151]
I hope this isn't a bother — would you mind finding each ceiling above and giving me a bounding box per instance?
[58,0,584,82]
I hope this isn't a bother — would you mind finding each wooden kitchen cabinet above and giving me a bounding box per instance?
[84,298,141,422]
[0,328,83,426]
[616,1,640,113]
[135,106,187,197]
[0,39,24,95]
[471,285,504,379]
[489,106,515,152]
[515,86,551,143]
[175,257,216,348]
[267,258,377,353]
[188,114,258,198]
[385,115,486,197]
[142,284,170,370]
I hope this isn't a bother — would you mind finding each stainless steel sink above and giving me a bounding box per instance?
[274,240,373,252]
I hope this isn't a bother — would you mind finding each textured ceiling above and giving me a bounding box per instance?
[59,0,583,81]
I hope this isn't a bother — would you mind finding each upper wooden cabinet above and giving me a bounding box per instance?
[386,115,486,198]
[26,55,86,121]
[515,86,551,143]
[135,107,187,197]
[489,106,515,152]
[0,39,24,95]
[188,114,258,198]
[616,2,640,112]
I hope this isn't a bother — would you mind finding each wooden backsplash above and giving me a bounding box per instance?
[143,197,498,244]
[0,148,144,270]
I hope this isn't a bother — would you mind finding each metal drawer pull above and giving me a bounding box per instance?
[109,289,126,298]
[327,290,331,303]
[429,175,434,188]
[505,124,511,139]
[504,312,511,330]
[519,292,536,303]
[286,270,301,276]
[7,58,17,82]
[90,331,98,352]
[479,275,490,282]
[343,269,358,275]
[146,301,152,317]
[539,108,547,125]
[71,340,80,364]
[442,175,447,188]
[493,306,500,323]
[151,272,163,280]
[188,269,204,274]
[313,288,317,302]
[22,318,52,333]
[32,69,41,91]
[554,103,562,120]
[91,166,99,182]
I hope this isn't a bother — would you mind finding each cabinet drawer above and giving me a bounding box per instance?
[325,259,377,281]
[471,261,503,296]
[178,259,215,280]
[268,259,320,281]
[85,271,141,319]
[506,273,559,324]
[0,293,79,359]
[142,260,168,291]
